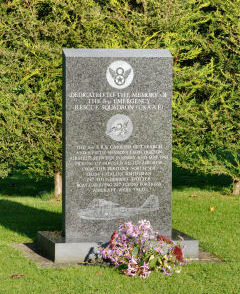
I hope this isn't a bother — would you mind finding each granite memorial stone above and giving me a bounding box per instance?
[63,49,172,242]
[38,49,198,262]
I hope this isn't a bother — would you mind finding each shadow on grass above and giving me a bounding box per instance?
[0,199,61,240]
[0,173,54,197]
[173,164,232,193]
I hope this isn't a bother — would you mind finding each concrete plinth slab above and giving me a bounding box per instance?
[172,229,199,259]
[37,229,199,263]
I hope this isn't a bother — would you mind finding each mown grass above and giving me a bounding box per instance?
[0,172,239,294]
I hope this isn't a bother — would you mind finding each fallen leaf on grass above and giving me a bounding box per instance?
[11,274,24,279]
[96,271,102,275]
[210,206,215,212]
[190,193,197,197]
[50,195,62,202]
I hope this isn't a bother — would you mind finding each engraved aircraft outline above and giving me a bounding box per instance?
[78,195,159,220]
[109,66,131,86]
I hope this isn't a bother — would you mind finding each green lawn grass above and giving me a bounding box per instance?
[0,172,239,294]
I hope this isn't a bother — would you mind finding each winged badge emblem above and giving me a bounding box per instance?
[109,66,132,86]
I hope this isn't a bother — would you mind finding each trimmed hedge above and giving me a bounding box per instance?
[0,0,239,187]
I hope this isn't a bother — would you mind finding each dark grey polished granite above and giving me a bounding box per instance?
[62,49,172,242]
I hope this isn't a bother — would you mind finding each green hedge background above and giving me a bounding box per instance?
[0,0,239,190]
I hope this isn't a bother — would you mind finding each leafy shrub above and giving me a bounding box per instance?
[0,0,239,191]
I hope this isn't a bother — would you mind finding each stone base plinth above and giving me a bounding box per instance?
[171,229,199,259]
[37,230,199,263]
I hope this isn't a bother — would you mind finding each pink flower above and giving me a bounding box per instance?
[125,266,137,277]
[124,258,139,277]
[100,248,113,260]
[139,262,151,279]
[138,220,152,231]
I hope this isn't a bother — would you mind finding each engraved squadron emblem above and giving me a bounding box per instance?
[106,60,134,89]
[109,67,131,86]
[106,114,133,142]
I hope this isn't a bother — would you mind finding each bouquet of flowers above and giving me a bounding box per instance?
[99,220,184,279]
